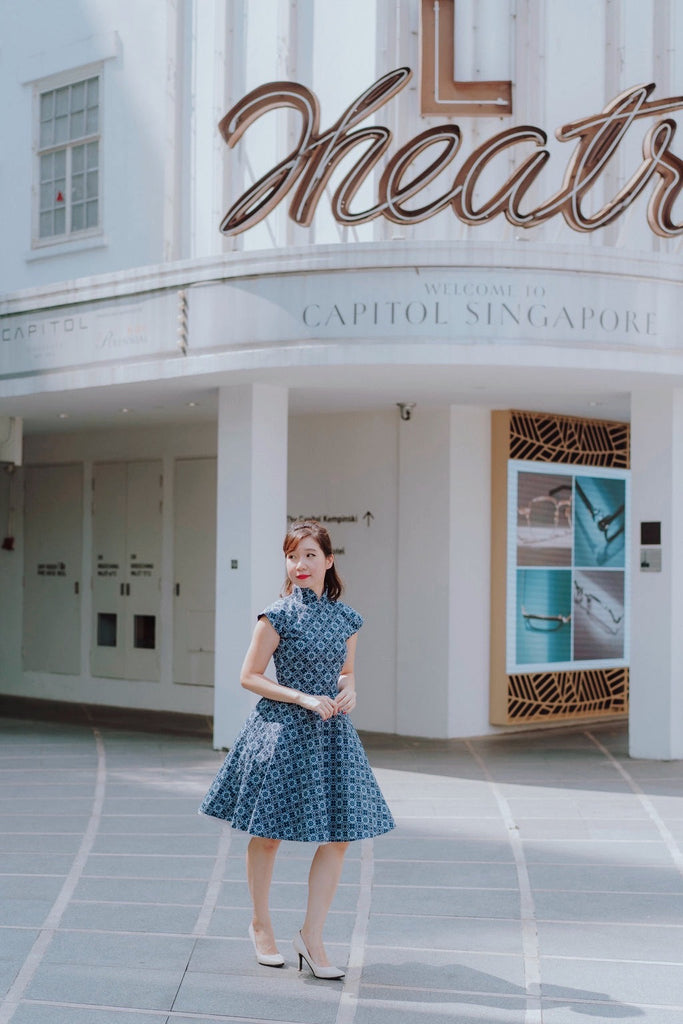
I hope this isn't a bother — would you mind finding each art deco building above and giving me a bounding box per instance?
[1,1,682,756]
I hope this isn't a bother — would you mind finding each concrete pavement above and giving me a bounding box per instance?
[0,714,682,1023]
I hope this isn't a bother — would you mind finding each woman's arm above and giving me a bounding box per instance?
[334,633,358,714]
[240,618,337,719]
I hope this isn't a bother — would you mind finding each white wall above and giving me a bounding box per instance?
[288,405,496,739]
[1,0,175,292]
[0,421,217,715]
[287,410,399,733]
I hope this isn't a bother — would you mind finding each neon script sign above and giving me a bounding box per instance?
[218,68,683,238]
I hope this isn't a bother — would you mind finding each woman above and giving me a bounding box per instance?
[199,520,394,979]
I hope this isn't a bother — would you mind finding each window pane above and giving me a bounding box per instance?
[55,86,69,116]
[39,120,54,148]
[86,77,99,106]
[55,114,68,143]
[39,183,53,211]
[86,169,98,199]
[72,145,84,173]
[40,153,53,183]
[70,109,85,138]
[36,77,101,242]
[71,173,84,203]
[70,81,85,111]
[71,203,85,231]
[40,91,54,120]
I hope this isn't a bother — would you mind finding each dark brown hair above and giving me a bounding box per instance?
[282,520,344,601]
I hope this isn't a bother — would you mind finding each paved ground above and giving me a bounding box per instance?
[0,715,682,1024]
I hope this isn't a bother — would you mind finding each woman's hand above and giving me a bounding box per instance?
[334,689,356,715]
[299,693,338,720]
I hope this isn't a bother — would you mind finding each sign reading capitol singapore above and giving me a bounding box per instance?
[184,264,669,358]
[217,68,683,238]
[300,276,657,340]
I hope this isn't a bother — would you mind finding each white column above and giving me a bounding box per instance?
[448,406,492,738]
[629,389,683,759]
[213,384,288,749]
[396,407,450,737]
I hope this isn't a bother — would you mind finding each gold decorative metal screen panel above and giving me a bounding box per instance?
[507,668,628,722]
[490,410,630,727]
[509,410,629,468]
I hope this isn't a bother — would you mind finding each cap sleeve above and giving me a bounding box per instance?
[339,603,363,638]
[258,600,287,637]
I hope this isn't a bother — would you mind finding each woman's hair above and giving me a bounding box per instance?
[282,520,344,601]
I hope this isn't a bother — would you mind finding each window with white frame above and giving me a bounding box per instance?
[36,73,100,242]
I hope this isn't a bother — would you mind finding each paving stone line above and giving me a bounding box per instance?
[586,729,683,877]
[21,1002,300,1023]
[176,821,233,1018]
[465,739,543,1024]
[334,837,373,1024]
[0,729,106,1024]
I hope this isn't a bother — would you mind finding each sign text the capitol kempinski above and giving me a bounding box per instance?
[218,68,683,238]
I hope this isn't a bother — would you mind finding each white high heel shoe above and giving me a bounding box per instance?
[293,930,345,979]
[248,924,285,967]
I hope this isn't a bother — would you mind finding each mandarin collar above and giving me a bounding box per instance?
[294,585,327,606]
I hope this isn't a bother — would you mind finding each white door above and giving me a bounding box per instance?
[91,461,127,678]
[23,464,83,675]
[173,458,216,686]
[125,460,162,681]
[91,461,162,681]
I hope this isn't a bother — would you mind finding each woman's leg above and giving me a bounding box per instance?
[246,835,281,954]
[300,841,350,965]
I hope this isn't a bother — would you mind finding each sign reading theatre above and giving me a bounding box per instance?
[218,69,683,239]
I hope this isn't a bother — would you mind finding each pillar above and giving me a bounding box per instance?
[629,389,683,759]
[396,407,450,737]
[448,406,491,738]
[213,384,288,749]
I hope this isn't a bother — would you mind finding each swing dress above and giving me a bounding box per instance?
[199,586,395,842]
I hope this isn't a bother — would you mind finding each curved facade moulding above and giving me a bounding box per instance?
[182,242,679,378]
[2,242,680,390]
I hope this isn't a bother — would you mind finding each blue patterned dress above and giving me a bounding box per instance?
[199,587,395,842]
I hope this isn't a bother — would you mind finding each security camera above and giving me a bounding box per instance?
[397,402,416,421]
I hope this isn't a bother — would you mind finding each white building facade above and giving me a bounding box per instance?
[1,0,683,756]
